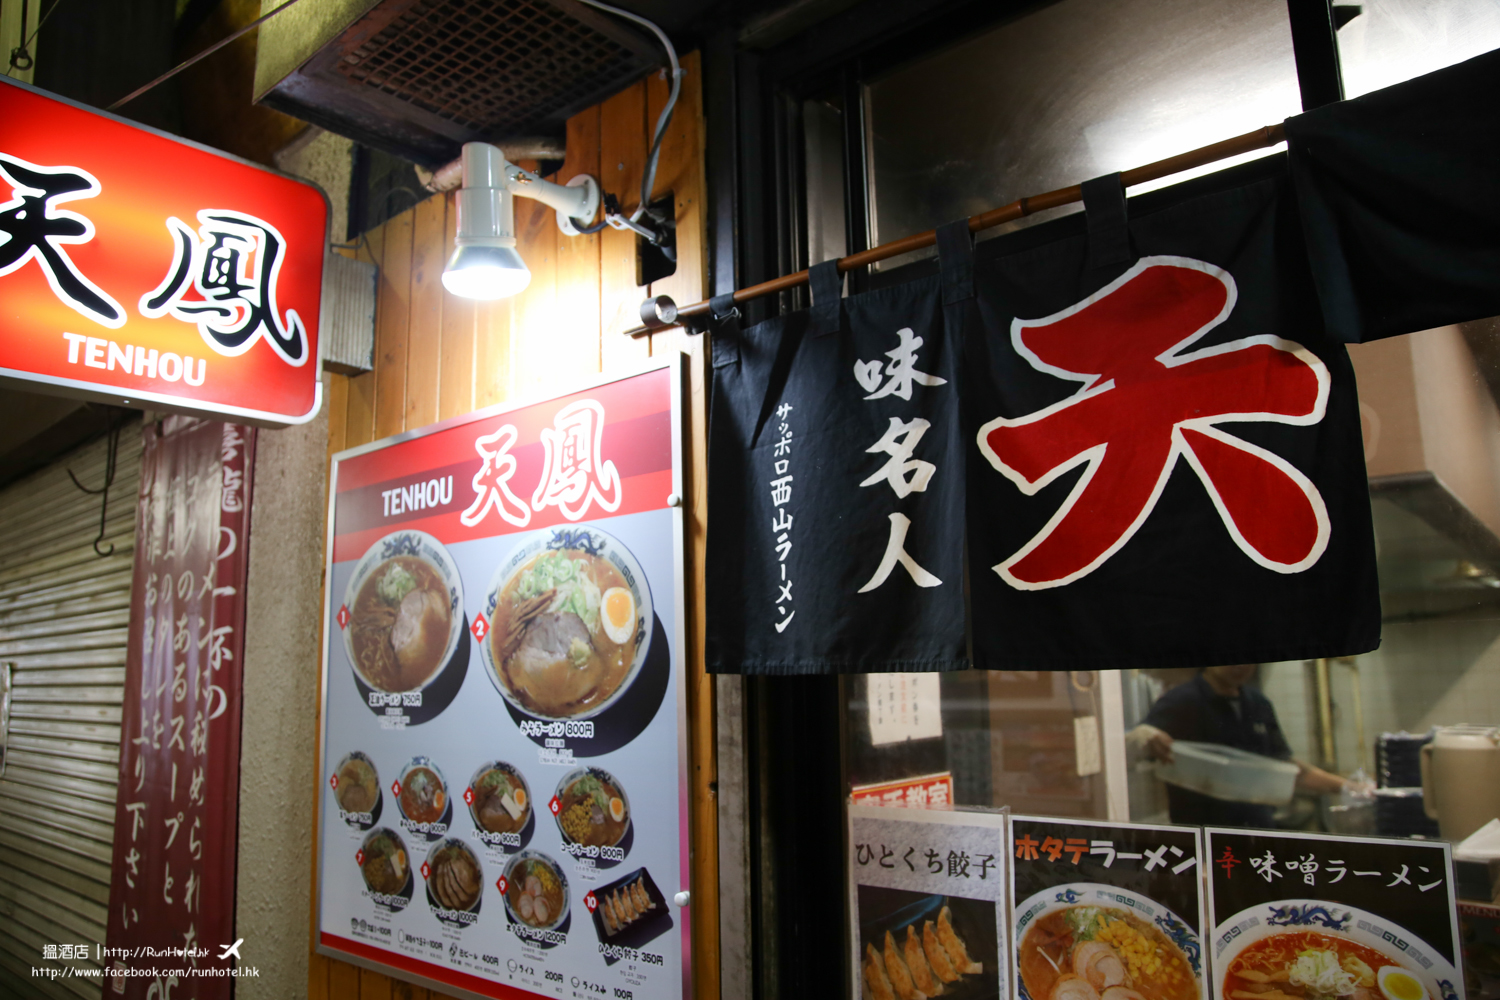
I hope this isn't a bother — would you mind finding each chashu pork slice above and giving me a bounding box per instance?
[514,612,594,673]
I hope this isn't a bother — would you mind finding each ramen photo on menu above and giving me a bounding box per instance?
[345,531,461,694]
[1222,930,1435,1000]
[483,527,652,720]
[1019,904,1199,1000]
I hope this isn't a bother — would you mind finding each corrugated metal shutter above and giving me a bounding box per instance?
[0,425,142,999]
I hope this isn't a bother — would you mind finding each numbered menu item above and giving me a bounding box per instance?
[346,530,463,694]
[1206,830,1464,1000]
[555,766,631,861]
[482,526,652,720]
[1010,816,1208,1000]
[361,828,414,910]
[318,365,687,1000]
[397,756,451,839]
[334,751,382,828]
[426,839,483,923]
[467,761,532,850]
[593,868,668,941]
[849,803,1009,1000]
[505,852,570,936]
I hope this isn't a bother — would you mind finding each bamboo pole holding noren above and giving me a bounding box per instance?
[625,122,1288,338]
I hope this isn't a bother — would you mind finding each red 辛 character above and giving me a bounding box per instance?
[1217,845,1241,879]
[977,257,1330,589]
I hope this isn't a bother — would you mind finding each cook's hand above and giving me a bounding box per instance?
[1146,728,1175,764]
[1125,723,1175,764]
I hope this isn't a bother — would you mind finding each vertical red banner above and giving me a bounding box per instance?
[105,417,255,994]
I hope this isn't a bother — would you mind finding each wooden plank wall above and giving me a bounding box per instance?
[312,52,718,1000]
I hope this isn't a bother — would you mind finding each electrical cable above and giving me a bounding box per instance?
[575,0,684,239]
[107,0,313,111]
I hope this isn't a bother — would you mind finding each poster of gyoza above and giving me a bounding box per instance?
[316,363,691,1000]
[848,804,1009,1000]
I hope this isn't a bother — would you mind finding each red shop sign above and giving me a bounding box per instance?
[0,77,327,426]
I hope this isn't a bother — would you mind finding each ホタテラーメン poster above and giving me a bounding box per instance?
[317,364,689,1000]
[1009,816,1208,1000]
[848,804,1008,1000]
[1205,829,1464,1000]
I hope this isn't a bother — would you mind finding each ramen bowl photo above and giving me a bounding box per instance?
[480,526,653,720]
[1213,902,1459,1000]
[333,751,381,823]
[342,529,463,694]
[396,756,449,829]
[1014,884,1203,1000]
[468,761,532,837]
[503,850,571,932]
[553,766,631,850]
[359,827,412,897]
[426,838,484,914]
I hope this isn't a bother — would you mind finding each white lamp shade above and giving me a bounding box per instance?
[442,243,532,300]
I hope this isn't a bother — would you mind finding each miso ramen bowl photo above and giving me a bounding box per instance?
[359,827,412,896]
[342,529,463,694]
[1213,902,1459,1000]
[553,766,631,850]
[467,761,531,836]
[1014,884,1202,1000]
[503,851,571,931]
[396,756,449,826]
[479,527,653,720]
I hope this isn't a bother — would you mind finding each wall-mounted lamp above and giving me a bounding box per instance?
[442,142,601,301]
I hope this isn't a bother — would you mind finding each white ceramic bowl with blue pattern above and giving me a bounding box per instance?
[1014,882,1205,1000]
[1210,900,1459,1000]
[341,528,464,693]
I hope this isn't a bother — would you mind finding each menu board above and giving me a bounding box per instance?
[849,804,1009,1000]
[1009,817,1208,1000]
[1206,830,1464,1000]
[1456,902,1500,1000]
[316,364,689,1000]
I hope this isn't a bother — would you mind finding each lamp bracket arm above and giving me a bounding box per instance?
[503,163,601,229]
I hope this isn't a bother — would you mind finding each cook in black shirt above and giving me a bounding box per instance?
[1135,664,1349,828]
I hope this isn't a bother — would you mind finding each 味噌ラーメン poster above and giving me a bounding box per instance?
[316,362,690,1000]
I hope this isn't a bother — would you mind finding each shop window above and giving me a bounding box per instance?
[861,0,1302,269]
[805,0,1500,837]
[815,0,1305,826]
[803,96,847,266]
[1336,0,1500,98]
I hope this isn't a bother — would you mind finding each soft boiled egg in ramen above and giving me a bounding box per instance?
[602,587,636,645]
[1377,966,1426,1000]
